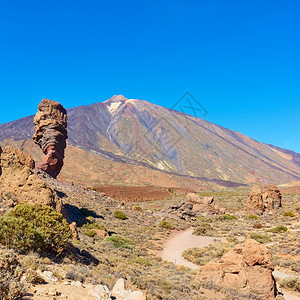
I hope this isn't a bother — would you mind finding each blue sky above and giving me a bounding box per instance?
[0,0,299,152]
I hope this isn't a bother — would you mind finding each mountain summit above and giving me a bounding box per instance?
[0,95,299,185]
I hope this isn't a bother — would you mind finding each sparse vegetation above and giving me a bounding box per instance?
[158,220,174,229]
[113,210,128,220]
[282,211,295,217]
[183,240,236,266]
[134,256,152,266]
[249,233,271,244]
[0,250,25,299]
[104,235,133,249]
[81,222,107,237]
[246,214,259,220]
[267,225,288,233]
[193,223,212,236]
[220,214,237,220]
[279,277,300,292]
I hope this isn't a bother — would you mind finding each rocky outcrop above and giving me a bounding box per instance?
[0,146,66,217]
[33,98,68,178]
[162,193,224,220]
[244,184,282,214]
[196,239,277,300]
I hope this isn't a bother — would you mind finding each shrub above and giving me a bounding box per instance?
[0,250,25,299]
[246,215,259,220]
[197,216,212,223]
[193,224,212,236]
[296,207,300,212]
[253,222,263,229]
[279,277,300,292]
[104,235,133,249]
[113,211,128,220]
[82,222,107,237]
[250,233,271,244]
[282,211,295,217]
[158,220,174,230]
[135,257,152,266]
[267,225,288,233]
[134,206,143,212]
[0,204,72,255]
[220,214,237,221]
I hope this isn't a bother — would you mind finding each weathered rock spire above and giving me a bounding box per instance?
[33,98,68,178]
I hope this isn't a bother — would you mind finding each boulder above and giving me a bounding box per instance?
[162,193,223,220]
[92,229,108,239]
[32,98,68,178]
[0,146,67,217]
[111,278,146,300]
[196,239,277,299]
[70,222,79,240]
[244,184,282,214]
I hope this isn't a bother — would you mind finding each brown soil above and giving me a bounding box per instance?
[95,185,192,202]
[281,186,300,194]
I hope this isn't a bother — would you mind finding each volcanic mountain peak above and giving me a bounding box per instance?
[0,95,299,185]
[104,95,143,115]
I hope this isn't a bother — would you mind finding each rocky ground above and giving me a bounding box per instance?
[4,178,296,300]
[0,150,299,299]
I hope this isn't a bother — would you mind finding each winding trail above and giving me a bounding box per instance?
[161,228,224,269]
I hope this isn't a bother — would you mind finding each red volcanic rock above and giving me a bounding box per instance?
[32,99,68,178]
[244,184,282,214]
[196,239,277,299]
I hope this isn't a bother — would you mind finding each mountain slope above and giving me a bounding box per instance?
[0,95,299,184]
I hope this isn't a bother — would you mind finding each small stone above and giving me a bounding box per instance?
[42,271,58,282]
[127,290,147,300]
[71,281,82,287]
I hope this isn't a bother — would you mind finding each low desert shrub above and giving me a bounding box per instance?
[250,233,271,244]
[0,204,72,255]
[134,206,143,212]
[220,214,237,221]
[158,220,174,230]
[246,215,259,220]
[113,211,128,220]
[282,211,295,217]
[82,222,107,237]
[0,250,25,299]
[104,235,133,249]
[267,225,288,233]
[193,224,212,236]
[183,242,234,266]
[197,216,212,223]
[279,277,300,292]
[135,256,152,266]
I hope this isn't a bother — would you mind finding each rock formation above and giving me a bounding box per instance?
[244,184,282,214]
[162,193,224,220]
[0,145,66,217]
[32,98,68,178]
[196,239,277,300]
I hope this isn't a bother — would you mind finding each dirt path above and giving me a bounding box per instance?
[161,228,224,269]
